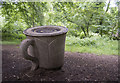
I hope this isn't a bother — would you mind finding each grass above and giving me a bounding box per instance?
[0,40,21,45]
[1,35,118,55]
[65,35,118,55]
[65,45,118,55]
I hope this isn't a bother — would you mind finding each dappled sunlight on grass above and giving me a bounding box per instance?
[65,36,118,55]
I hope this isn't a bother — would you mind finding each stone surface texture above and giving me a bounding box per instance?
[20,26,68,70]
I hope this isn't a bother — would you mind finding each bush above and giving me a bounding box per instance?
[65,35,118,55]
[67,29,80,37]
[66,36,96,46]
[2,33,26,41]
[14,33,26,40]
[78,38,96,46]
[66,34,115,47]
[79,32,85,39]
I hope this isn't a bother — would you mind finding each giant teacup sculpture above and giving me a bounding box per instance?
[20,26,68,71]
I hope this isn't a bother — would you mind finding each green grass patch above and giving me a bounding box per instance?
[0,40,21,45]
[65,36,118,55]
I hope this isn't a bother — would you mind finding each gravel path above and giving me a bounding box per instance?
[2,45,119,82]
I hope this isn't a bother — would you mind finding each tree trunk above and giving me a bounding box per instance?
[99,18,103,37]
[81,26,87,36]
[32,2,35,27]
[99,0,111,37]
[86,22,89,36]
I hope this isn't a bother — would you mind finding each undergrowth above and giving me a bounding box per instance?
[65,35,118,55]
[1,35,118,55]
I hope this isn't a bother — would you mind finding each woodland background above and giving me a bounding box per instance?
[0,1,119,55]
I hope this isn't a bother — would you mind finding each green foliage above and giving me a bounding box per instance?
[1,2,48,41]
[46,1,118,38]
[2,33,26,41]
[0,1,119,55]
[66,35,96,46]
[1,2,118,40]
[1,2,48,27]
[65,35,118,55]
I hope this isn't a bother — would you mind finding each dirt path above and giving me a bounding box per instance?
[2,45,119,82]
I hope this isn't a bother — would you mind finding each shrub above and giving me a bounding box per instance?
[66,36,96,46]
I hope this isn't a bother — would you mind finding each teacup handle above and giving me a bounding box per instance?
[20,39,39,71]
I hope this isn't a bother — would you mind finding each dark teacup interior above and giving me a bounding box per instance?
[33,27,60,33]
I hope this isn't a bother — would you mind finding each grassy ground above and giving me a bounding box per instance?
[65,45,118,55]
[0,40,21,45]
[65,36,118,55]
[1,35,118,55]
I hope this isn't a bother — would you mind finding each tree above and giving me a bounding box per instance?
[0,1,118,40]
[1,2,48,28]
[0,2,48,40]
[51,2,105,37]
